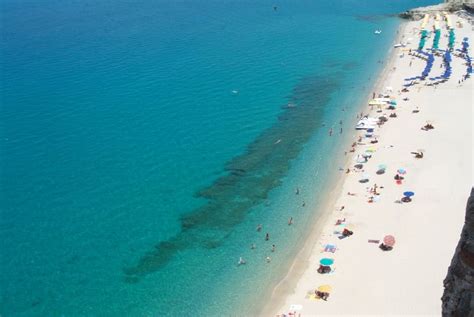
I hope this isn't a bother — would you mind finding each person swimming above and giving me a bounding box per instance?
[238,257,246,265]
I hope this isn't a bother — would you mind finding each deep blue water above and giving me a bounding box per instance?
[1,0,439,316]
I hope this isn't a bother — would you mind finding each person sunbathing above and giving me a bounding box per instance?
[394,174,404,180]
[389,113,397,118]
[335,218,346,225]
[342,228,353,237]
[315,290,330,301]
[411,151,424,158]
[421,123,434,130]
[401,196,412,203]
[317,265,332,274]
[379,243,393,251]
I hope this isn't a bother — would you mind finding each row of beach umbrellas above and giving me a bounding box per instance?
[432,29,441,49]
[430,50,452,81]
[448,29,455,49]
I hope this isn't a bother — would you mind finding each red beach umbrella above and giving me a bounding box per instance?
[383,235,396,247]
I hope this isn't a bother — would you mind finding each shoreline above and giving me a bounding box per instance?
[265,9,472,316]
[259,18,409,317]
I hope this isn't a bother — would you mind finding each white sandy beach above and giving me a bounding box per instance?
[267,13,473,317]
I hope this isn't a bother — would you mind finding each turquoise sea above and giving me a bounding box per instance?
[1,0,439,316]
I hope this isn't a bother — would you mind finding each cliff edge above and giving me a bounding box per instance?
[400,0,474,20]
[441,188,474,316]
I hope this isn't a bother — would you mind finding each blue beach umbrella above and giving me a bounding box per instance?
[320,258,334,266]
[397,168,406,175]
[403,191,415,197]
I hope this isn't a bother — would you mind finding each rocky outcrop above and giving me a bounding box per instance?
[399,0,474,20]
[441,188,474,316]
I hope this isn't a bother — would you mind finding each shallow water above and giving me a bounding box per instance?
[1,0,439,315]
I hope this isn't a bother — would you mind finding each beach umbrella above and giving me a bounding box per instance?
[397,168,407,175]
[403,191,415,197]
[317,285,332,293]
[383,235,396,247]
[320,258,334,266]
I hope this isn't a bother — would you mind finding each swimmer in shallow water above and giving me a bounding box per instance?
[238,257,246,265]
